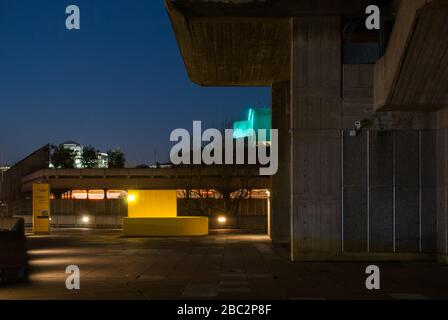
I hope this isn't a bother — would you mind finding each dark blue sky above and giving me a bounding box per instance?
[0,0,270,166]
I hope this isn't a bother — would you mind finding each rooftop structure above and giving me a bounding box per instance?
[233,108,272,142]
[50,141,109,169]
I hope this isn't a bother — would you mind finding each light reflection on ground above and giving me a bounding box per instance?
[2,228,448,300]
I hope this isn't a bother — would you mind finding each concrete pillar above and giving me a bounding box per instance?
[437,108,448,264]
[290,17,342,260]
[271,81,291,243]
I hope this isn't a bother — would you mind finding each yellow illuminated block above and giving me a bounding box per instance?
[33,184,51,234]
[127,190,177,218]
[123,217,209,237]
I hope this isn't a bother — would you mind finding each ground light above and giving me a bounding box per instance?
[82,216,90,224]
[217,216,227,224]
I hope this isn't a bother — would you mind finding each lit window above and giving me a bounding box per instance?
[177,189,187,199]
[106,190,127,199]
[72,190,88,200]
[249,189,270,199]
[88,190,105,200]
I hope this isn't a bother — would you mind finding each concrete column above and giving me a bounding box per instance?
[437,108,448,264]
[271,81,291,243]
[290,17,342,260]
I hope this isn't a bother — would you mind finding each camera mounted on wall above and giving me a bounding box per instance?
[349,121,363,137]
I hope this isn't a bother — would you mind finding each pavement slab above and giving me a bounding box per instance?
[1,228,448,300]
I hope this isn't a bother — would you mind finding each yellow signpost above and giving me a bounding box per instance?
[32,184,50,234]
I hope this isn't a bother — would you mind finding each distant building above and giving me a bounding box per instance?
[0,166,10,173]
[233,108,272,143]
[0,166,10,196]
[0,145,269,229]
[51,141,109,169]
[97,152,109,169]
[61,141,84,168]
[149,163,172,169]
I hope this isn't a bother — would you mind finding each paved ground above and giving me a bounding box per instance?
[1,228,448,300]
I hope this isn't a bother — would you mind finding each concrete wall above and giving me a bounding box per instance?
[12,198,268,229]
[343,130,437,254]
[178,198,268,229]
[16,214,266,230]
[52,199,127,216]
[15,214,124,228]
[289,16,438,261]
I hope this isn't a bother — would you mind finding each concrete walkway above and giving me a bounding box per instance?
[1,228,447,300]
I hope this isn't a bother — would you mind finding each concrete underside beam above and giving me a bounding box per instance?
[166,0,393,18]
[21,177,270,192]
[375,0,448,111]
[166,12,291,86]
[165,0,394,86]
[19,167,271,193]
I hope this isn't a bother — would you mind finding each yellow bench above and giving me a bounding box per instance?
[123,217,209,237]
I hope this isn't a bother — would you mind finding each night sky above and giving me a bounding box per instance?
[0,0,270,166]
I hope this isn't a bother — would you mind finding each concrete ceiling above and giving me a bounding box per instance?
[165,0,395,87]
[166,7,291,86]
[167,0,394,17]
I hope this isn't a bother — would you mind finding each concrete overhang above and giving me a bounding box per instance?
[20,167,271,192]
[165,0,391,86]
[374,0,448,111]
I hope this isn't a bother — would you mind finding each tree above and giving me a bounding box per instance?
[215,167,252,217]
[180,165,253,218]
[81,145,98,168]
[107,149,126,168]
[51,145,76,169]
[180,189,221,217]
[135,164,150,169]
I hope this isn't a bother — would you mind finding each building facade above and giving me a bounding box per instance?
[165,0,448,263]
[233,108,272,142]
[51,141,109,169]
[0,143,270,229]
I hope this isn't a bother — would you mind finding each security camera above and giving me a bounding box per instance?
[349,121,362,137]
